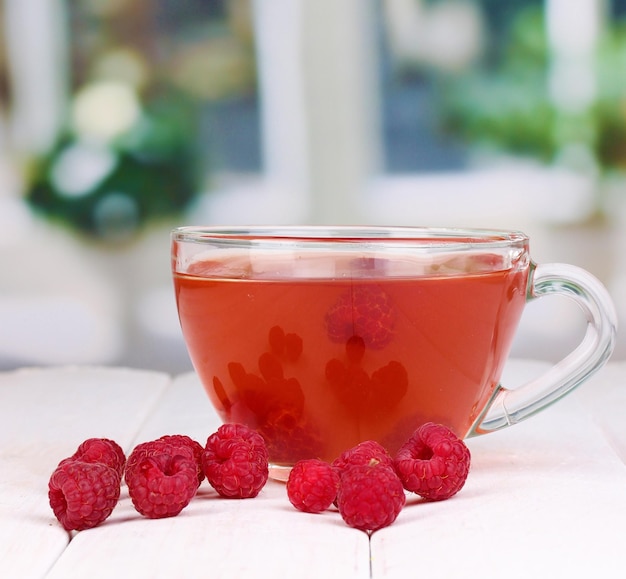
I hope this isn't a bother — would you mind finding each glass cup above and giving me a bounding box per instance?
[171,226,617,477]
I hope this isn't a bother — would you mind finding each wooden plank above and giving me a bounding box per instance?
[0,366,170,579]
[45,479,370,579]
[125,371,221,446]
[370,371,626,578]
[45,372,371,578]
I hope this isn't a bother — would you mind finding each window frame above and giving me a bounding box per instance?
[195,0,595,228]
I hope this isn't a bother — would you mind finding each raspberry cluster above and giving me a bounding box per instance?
[48,424,269,531]
[48,422,470,534]
[48,438,124,531]
[286,423,471,532]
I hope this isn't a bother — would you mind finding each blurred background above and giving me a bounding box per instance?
[0,0,624,374]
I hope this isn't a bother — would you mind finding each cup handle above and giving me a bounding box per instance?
[471,262,618,436]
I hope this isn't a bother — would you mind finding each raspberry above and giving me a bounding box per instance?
[257,410,325,465]
[336,461,406,532]
[125,452,199,519]
[125,437,204,488]
[325,286,396,349]
[331,440,394,475]
[394,422,471,501]
[202,423,269,498]
[157,434,205,484]
[287,459,340,513]
[60,438,126,479]
[48,461,121,531]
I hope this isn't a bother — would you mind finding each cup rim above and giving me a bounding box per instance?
[171,225,529,249]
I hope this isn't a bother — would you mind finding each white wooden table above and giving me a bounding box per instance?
[2,360,626,578]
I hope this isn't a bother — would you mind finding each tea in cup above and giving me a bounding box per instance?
[171,226,617,476]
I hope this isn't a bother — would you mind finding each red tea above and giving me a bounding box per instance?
[174,251,528,465]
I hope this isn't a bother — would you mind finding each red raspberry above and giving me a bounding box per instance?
[157,434,205,484]
[125,452,199,519]
[325,286,396,349]
[125,437,203,488]
[394,422,471,501]
[331,440,394,475]
[202,423,269,499]
[60,438,126,479]
[336,462,406,532]
[287,459,340,513]
[258,410,325,465]
[48,461,121,531]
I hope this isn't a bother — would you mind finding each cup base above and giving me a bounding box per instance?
[269,464,292,482]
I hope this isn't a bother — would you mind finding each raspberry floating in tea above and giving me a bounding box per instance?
[325,285,396,350]
[258,410,325,464]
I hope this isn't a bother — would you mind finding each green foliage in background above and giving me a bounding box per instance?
[26,86,201,243]
[439,7,626,173]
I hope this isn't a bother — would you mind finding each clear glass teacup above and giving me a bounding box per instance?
[171,226,617,475]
